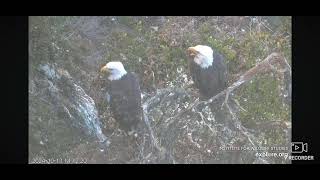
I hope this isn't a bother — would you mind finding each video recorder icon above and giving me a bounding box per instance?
[291,142,308,153]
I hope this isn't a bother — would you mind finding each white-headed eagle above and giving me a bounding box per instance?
[100,62,142,135]
[187,45,227,100]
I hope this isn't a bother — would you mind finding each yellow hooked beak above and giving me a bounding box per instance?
[187,47,199,57]
[100,65,109,74]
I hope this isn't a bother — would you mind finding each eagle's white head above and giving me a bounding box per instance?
[187,45,213,69]
[100,61,127,81]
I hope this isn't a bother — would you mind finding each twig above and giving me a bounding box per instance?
[233,98,247,112]
[151,70,156,90]
[62,31,76,41]
[221,52,289,109]
[260,21,273,33]
[142,104,162,153]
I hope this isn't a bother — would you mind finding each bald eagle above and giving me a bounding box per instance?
[100,62,142,134]
[187,45,227,100]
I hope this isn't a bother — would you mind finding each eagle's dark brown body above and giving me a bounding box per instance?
[189,51,227,100]
[108,72,142,132]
